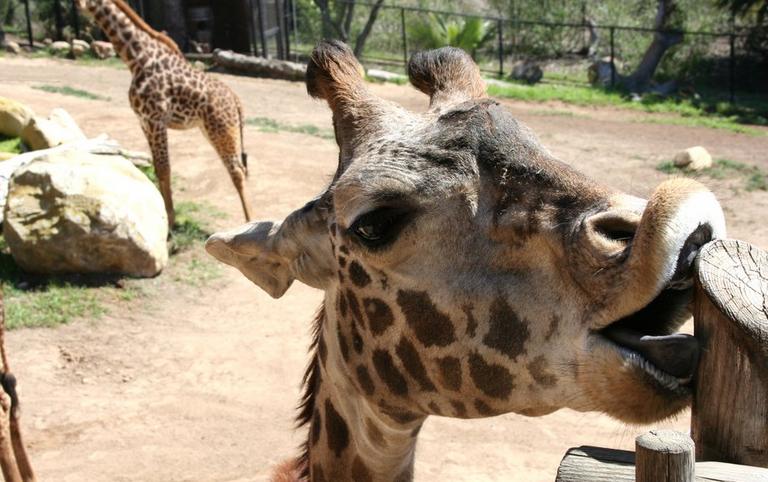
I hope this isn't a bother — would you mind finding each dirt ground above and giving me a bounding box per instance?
[0,56,766,482]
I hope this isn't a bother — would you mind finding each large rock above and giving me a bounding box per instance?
[510,61,543,85]
[4,149,169,277]
[91,40,115,59]
[49,41,70,56]
[0,96,34,138]
[21,108,86,151]
[674,146,713,171]
[70,40,88,58]
[3,41,21,55]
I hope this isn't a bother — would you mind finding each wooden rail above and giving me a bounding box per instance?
[556,239,768,482]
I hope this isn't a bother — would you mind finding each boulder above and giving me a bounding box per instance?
[49,41,70,56]
[3,41,21,54]
[588,58,618,87]
[21,108,87,151]
[674,146,713,171]
[4,149,169,277]
[510,61,543,85]
[91,40,115,59]
[0,96,34,138]
[72,39,89,51]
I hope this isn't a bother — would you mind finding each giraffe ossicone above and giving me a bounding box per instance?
[207,41,726,481]
[75,0,254,228]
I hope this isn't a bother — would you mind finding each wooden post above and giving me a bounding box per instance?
[635,430,694,482]
[692,239,768,467]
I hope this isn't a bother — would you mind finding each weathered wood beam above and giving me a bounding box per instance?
[693,239,768,466]
[636,430,694,482]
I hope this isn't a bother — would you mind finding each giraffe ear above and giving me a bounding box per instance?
[205,201,334,298]
[408,47,486,108]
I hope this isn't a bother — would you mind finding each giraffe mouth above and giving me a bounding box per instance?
[596,226,713,394]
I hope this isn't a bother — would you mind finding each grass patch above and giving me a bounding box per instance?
[246,116,334,140]
[33,84,110,101]
[637,116,765,136]
[0,135,22,154]
[486,81,767,135]
[171,201,217,253]
[0,238,107,329]
[657,158,768,192]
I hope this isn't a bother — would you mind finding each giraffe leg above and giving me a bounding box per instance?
[203,120,253,222]
[141,121,175,229]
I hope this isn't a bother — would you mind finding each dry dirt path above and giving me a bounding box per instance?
[0,56,766,481]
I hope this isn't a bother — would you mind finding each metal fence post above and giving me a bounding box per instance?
[23,0,33,48]
[497,19,504,78]
[729,33,735,104]
[70,0,81,39]
[609,26,615,88]
[53,0,64,41]
[400,7,408,70]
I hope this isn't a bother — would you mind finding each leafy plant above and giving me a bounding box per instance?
[0,135,22,154]
[409,14,495,55]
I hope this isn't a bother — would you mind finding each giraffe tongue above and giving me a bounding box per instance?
[603,326,700,379]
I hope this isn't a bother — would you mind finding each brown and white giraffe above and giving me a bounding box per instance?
[206,41,726,481]
[75,0,253,227]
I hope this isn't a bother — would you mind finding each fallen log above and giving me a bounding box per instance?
[211,50,306,82]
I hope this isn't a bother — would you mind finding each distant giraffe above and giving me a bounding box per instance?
[75,0,253,227]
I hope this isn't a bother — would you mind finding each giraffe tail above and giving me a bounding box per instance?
[238,100,248,178]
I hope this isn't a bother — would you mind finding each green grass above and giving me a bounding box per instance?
[0,238,107,329]
[485,81,767,135]
[171,201,218,253]
[32,84,110,101]
[657,158,768,192]
[0,135,22,154]
[246,116,335,140]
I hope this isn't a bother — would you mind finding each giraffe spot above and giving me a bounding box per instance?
[351,456,373,482]
[437,356,462,392]
[366,418,386,447]
[337,325,350,363]
[356,365,375,396]
[372,350,408,396]
[545,315,560,341]
[395,337,436,392]
[378,399,420,424]
[346,289,365,330]
[338,290,348,318]
[474,399,495,416]
[318,335,328,366]
[351,324,364,354]
[312,464,326,482]
[397,290,457,348]
[338,256,347,268]
[468,352,515,399]
[483,297,530,360]
[427,401,443,415]
[311,408,322,446]
[364,298,394,336]
[348,261,372,288]
[463,304,478,338]
[340,246,350,255]
[450,400,468,418]
[324,400,349,457]
[527,356,558,387]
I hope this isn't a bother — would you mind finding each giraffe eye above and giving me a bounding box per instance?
[350,207,411,249]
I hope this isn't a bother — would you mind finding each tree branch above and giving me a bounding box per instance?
[353,0,385,57]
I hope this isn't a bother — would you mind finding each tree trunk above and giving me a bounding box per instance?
[353,0,384,57]
[622,0,683,93]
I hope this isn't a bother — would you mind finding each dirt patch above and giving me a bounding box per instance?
[0,56,766,481]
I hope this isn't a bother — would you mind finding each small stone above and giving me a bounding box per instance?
[49,41,70,56]
[91,40,115,59]
[4,41,21,55]
[510,61,543,85]
[673,146,712,171]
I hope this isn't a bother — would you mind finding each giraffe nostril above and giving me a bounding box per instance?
[587,211,639,247]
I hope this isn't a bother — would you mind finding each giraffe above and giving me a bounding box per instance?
[206,41,726,481]
[75,0,253,228]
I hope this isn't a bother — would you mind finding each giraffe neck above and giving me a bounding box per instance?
[87,0,170,73]
[302,305,424,482]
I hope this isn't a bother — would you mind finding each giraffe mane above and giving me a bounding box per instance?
[110,0,183,56]
[288,304,325,482]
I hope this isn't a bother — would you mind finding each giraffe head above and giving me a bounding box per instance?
[208,42,725,431]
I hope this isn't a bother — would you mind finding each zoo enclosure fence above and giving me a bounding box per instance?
[9,0,763,105]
